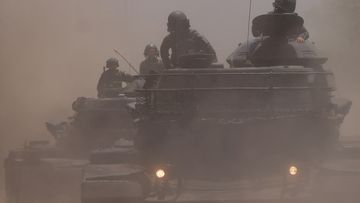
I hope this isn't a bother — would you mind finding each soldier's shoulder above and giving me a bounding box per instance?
[189,29,207,39]
[190,29,211,45]
[140,60,146,66]
[139,60,147,69]
[115,70,126,76]
[189,29,201,36]
[102,69,113,75]
[162,34,172,42]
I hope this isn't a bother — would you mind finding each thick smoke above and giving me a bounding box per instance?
[308,0,360,137]
[0,0,359,201]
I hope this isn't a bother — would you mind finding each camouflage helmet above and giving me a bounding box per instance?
[144,43,159,57]
[106,57,119,68]
[273,0,296,13]
[167,10,190,32]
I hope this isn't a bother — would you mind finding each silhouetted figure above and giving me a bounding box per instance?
[160,11,217,69]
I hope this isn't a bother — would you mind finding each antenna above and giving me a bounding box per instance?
[246,0,253,51]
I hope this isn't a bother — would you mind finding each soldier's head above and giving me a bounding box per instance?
[144,43,159,59]
[167,11,190,34]
[273,0,296,13]
[106,58,119,70]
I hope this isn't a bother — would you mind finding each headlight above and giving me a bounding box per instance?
[289,166,298,176]
[155,169,166,179]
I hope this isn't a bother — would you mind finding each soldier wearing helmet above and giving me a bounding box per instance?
[160,11,217,69]
[271,0,309,43]
[97,58,134,98]
[139,43,164,75]
[273,0,296,13]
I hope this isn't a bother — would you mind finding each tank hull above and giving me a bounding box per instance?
[81,144,360,203]
[4,96,136,203]
[5,157,87,203]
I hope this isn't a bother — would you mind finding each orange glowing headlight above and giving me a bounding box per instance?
[289,166,298,176]
[155,169,166,179]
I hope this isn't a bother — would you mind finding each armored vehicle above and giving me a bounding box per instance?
[81,13,358,203]
[4,82,138,203]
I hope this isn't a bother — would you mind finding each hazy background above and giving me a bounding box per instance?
[0,0,359,201]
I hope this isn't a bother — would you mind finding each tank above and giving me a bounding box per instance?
[4,81,138,203]
[81,13,357,203]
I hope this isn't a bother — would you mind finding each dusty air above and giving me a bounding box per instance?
[1,0,360,203]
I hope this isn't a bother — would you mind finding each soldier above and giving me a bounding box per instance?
[140,44,164,75]
[97,58,134,98]
[271,0,309,43]
[160,11,217,69]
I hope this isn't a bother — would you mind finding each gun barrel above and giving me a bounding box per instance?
[113,49,139,74]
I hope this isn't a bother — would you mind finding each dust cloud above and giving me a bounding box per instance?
[307,0,360,137]
[0,0,359,202]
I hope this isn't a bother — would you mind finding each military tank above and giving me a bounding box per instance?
[4,81,138,203]
[81,13,358,203]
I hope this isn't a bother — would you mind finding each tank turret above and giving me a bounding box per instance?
[228,13,327,67]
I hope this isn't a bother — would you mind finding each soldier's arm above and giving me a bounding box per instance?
[157,60,165,72]
[252,21,262,38]
[160,35,173,69]
[139,61,146,75]
[298,26,309,40]
[97,72,106,97]
[118,71,135,83]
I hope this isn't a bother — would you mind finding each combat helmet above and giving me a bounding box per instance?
[167,11,190,33]
[273,0,297,13]
[144,43,160,57]
[106,58,119,68]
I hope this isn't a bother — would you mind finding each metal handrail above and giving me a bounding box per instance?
[134,71,332,77]
[137,86,333,92]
